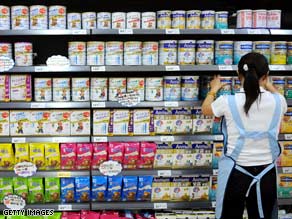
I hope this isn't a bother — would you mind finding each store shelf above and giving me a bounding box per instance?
[0,170,90,178]
[0,136,90,143]
[92,135,223,142]
[278,199,292,205]
[8,66,91,73]
[91,101,201,108]
[0,102,90,109]
[91,201,211,210]
[0,203,90,211]
[0,29,90,36]
[270,29,292,35]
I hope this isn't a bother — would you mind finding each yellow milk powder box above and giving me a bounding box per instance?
[10,110,32,136]
[70,110,90,135]
[111,109,130,136]
[15,143,29,163]
[0,111,9,136]
[278,174,292,198]
[154,142,174,169]
[192,141,213,167]
[170,177,191,201]
[93,110,110,136]
[278,141,292,167]
[31,111,51,136]
[29,143,45,170]
[153,108,173,134]
[151,177,171,201]
[51,110,71,136]
[192,108,213,133]
[172,142,193,169]
[133,109,150,135]
[0,143,14,170]
[172,108,192,134]
[189,175,209,201]
[281,108,292,133]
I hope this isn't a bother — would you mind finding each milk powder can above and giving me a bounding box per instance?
[159,40,177,65]
[171,10,186,29]
[178,40,196,65]
[181,76,199,101]
[236,9,252,28]
[124,41,142,65]
[218,77,232,96]
[142,12,156,29]
[164,76,181,101]
[68,41,86,66]
[271,76,285,96]
[87,41,105,66]
[11,6,29,30]
[233,78,241,94]
[267,10,281,29]
[30,5,48,30]
[285,77,292,99]
[34,78,52,102]
[112,12,126,29]
[196,40,214,65]
[91,77,108,101]
[82,12,96,29]
[97,12,111,29]
[157,10,171,29]
[233,41,253,64]
[271,41,287,65]
[215,41,233,65]
[53,78,70,102]
[109,78,127,101]
[145,77,163,101]
[72,78,90,101]
[127,12,141,29]
[105,41,123,65]
[252,10,267,29]
[142,41,159,65]
[287,42,292,64]
[0,5,10,30]
[253,41,271,63]
[49,5,66,29]
[0,43,12,59]
[67,13,81,29]
[186,10,201,29]
[215,11,228,29]
[14,42,33,66]
[127,77,145,101]
[200,10,215,29]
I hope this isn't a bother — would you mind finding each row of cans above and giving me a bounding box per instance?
[237,9,281,29]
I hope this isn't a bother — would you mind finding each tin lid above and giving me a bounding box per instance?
[216,11,228,14]
[237,9,252,13]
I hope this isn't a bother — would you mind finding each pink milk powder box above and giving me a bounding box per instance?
[60,143,77,170]
[137,142,157,169]
[0,75,10,102]
[108,142,124,164]
[76,143,93,170]
[123,142,140,169]
[92,143,108,169]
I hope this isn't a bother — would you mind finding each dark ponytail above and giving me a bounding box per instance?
[238,52,269,115]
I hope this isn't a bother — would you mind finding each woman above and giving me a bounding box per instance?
[202,52,287,219]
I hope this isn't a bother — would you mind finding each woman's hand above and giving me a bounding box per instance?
[265,81,278,93]
[210,75,223,93]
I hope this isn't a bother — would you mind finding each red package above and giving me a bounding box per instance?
[62,212,81,219]
[81,210,100,219]
[108,142,124,164]
[76,143,93,170]
[92,143,108,169]
[60,143,77,170]
[137,142,157,169]
[100,211,120,219]
[123,142,140,169]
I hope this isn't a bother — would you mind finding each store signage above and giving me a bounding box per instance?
[0,56,14,72]
[118,91,140,107]
[3,195,26,210]
[99,160,122,176]
[14,162,37,177]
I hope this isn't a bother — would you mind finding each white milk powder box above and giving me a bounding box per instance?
[105,41,123,65]
[51,110,71,136]
[68,41,86,65]
[112,12,126,29]
[10,74,32,101]
[72,78,90,101]
[0,5,10,30]
[30,5,48,30]
[112,109,130,135]
[14,42,33,66]
[93,110,110,136]
[0,43,12,59]
[159,40,177,65]
[164,76,181,101]
[49,5,66,29]
[145,77,163,101]
[127,77,145,101]
[70,110,91,135]
[252,10,267,29]
[157,10,171,29]
[124,41,142,65]
[97,12,111,29]
[133,109,150,135]
[10,111,32,136]
[0,111,9,136]
[31,111,51,136]
[91,78,108,101]
[109,78,126,101]
[181,76,199,101]
[267,10,281,29]
[142,41,158,65]
[127,12,141,29]
[82,12,96,29]
[67,13,81,29]
[11,5,29,30]
[34,78,52,102]
[236,9,252,28]
[53,78,70,102]
[87,41,105,66]
[142,12,156,29]
[0,75,10,102]
[178,40,196,65]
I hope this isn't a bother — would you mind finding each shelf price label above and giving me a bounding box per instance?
[269,65,286,71]
[213,169,219,175]
[218,65,233,71]
[164,101,179,107]
[72,30,87,35]
[57,172,72,178]
[212,202,216,208]
[221,29,235,34]
[12,138,26,143]
[31,103,45,108]
[154,203,168,209]
[118,29,133,34]
[158,170,172,177]
[165,65,180,71]
[58,204,72,211]
[93,136,108,142]
[91,66,106,72]
[214,135,224,141]
[284,134,292,140]
[160,136,175,142]
[282,167,292,174]
[35,66,48,72]
[92,102,106,108]
[247,29,263,34]
[165,29,180,34]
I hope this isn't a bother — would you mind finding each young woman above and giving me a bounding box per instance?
[202,52,287,219]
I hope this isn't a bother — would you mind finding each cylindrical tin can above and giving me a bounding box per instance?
[68,41,86,66]
[236,9,252,29]
[0,5,10,30]
[34,78,52,102]
[186,10,201,29]
[127,78,145,101]
[267,10,281,29]
[233,78,241,94]
[82,12,96,29]
[0,43,12,58]
[159,40,177,65]
[196,40,214,65]
[109,78,127,101]
[157,10,171,29]
[30,5,48,30]
[252,10,267,29]
[145,77,163,101]
[97,12,111,29]
[287,42,292,64]
[181,76,199,101]
[91,78,108,101]
[200,10,215,29]
[171,10,186,29]
[215,41,233,65]
[67,13,81,29]
[215,11,228,29]
[87,41,105,66]
[105,41,123,65]
[49,5,66,29]
[271,76,285,96]
[218,77,232,96]
[127,12,141,29]
[142,41,159,65]
[124,41,142,66]
[164,76,181,101]
[253,41,271,63]
[233,41,253,64]
[178,40,196,65]
[285,77,292,99]
[53,78,70,102]
[112,12,126,29]
[11,5,29,30]
[142,12,156,29]
[14,42,33,66]
[72,77,90,101]
[271,41,287,65]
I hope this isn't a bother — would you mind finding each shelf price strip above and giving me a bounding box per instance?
[58,204,72,211]
[12,138,26,143]
[154,203,168,209]
[158,170,172,177]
